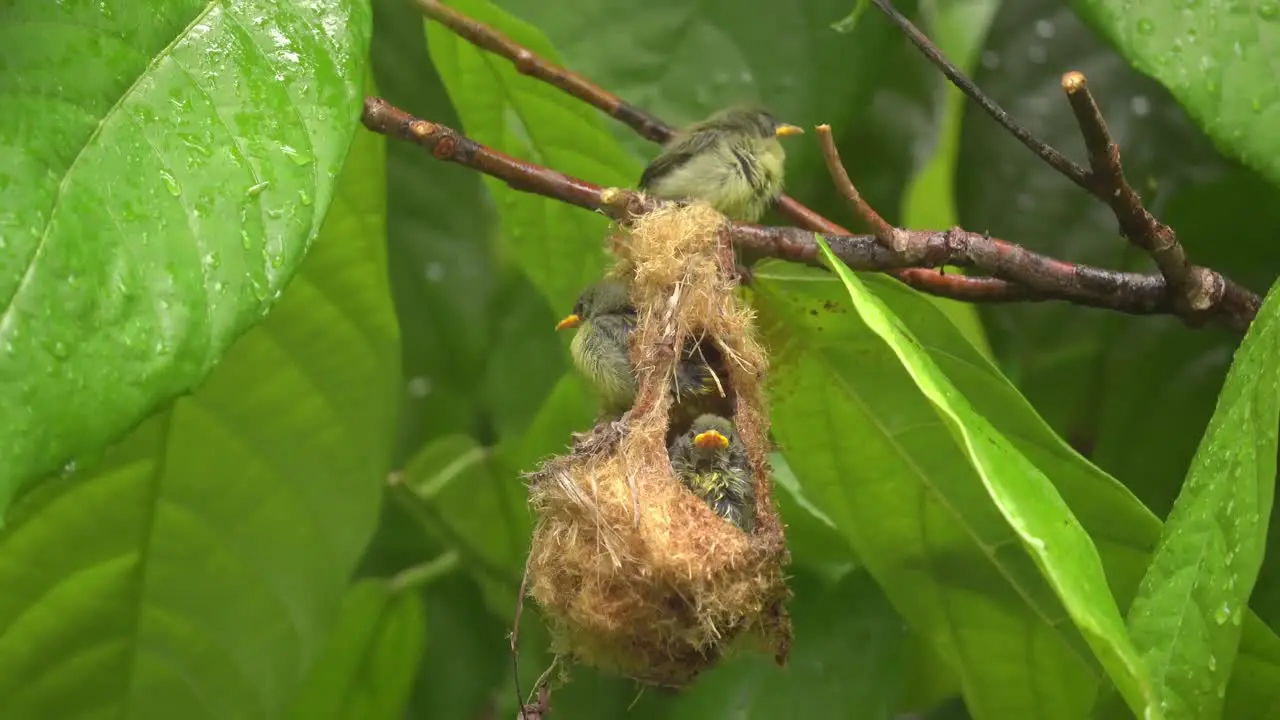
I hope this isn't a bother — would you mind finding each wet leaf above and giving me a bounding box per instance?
[0,124,398,720]
[1125,276,1280,719]
[0,0,372,504]
[1075,0,1280,188]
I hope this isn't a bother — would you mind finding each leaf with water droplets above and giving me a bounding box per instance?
[1075,0,1280,188]
[0,116,398,720]
[1125,275,1280,720]
[0,0,372,510]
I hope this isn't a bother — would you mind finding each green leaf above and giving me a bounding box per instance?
[0,0,373,504]
[754,265,1096,719]
[1074,0,1280,189]
[668,569,908,719]
[0,123,398,720]
[425,0,641,313]
[1125,277,1280,719]
[287,579,426,720]
[812,235,1159,718]
[371,0,499,457]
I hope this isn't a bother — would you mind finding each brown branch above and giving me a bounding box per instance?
[1060,71,1222,311]
[362,99,1258,331]
[867,0,1236,316]
[815,124,909,255]
[414,0,1025,303]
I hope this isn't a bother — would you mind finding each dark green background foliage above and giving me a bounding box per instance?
[2,0,1279,718]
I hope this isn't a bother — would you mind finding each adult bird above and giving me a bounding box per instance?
[556,278,720,418]
[639,106,804,223]
[668,413,755,533]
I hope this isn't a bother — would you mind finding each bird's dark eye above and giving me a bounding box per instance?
[573,302,584,316]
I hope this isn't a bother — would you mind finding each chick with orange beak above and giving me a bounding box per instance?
[556,278,718,418]
[668,413,755,533]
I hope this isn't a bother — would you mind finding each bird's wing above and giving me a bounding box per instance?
[639,130,720,190]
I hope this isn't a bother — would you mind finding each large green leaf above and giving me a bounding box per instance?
[813,238,1159,717]
[1074,0,1280,189]
[955,2,1280,518]
[287,579,426,720]
[0,0,373,505]
[0,122,398,720]
[425,0,640,314]
[1125,277,1280,719]
[754,264,1099,719]
[371,0,499,458]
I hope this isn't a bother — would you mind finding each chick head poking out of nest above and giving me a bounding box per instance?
[525,201,792,689]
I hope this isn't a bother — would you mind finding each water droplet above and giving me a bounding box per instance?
[280,144,313,166]
[271,253,283,269]
[247,181,270,197]
[407,376,433,397]
[1034,19,1056,38]
[1260,2,1279,20]
[51,341,68,359]
[1217,684,1226,699]
[61,459,78,477]
[298,190,312,207]
[1232,611,1243,626]
[1131,95,1152,116]
[179,133,212,158]
[241,229,252,249]
[1206,77,1219,94]
[1214,602,1232,625]
[1208,654,1217,671]
[1137,18,1156,35]
[425,262,445,282]
[1252,97,1264,112]
[203,252,221,270]
[160,170,181,196]
[213,280,227,295]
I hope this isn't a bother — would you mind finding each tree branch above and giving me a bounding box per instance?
[1060,71,1222,311]
[868,0,1247,318]
[413,0,1026,304]
[362,98,1257,331]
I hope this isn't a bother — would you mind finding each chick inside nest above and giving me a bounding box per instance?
[524,202,792,688]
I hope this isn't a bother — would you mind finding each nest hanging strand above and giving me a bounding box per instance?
[525,201,792,688]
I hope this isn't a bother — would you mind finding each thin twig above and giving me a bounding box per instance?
[511,557,532,720]
[361,100,1260,330]
[1061,71,1222,311]
[414,0,1026,302]
[868,0,1093,193]
[815,124,909,255]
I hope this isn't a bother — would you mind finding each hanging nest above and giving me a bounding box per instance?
[524,200,792,688]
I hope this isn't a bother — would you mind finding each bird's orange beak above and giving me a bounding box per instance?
[555,313,581,331]
[693,429,730,450]
[774,124,805,138]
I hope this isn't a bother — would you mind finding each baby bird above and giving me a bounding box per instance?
[669,414,755,533]
[556,279,718,417]
[639,106,804,223]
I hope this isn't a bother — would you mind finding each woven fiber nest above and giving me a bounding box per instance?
[524,202,792,688]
